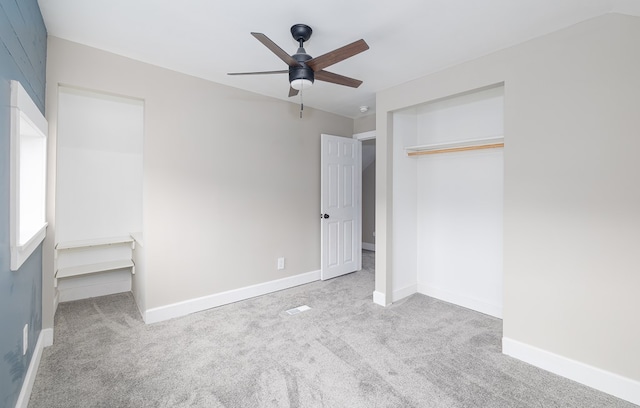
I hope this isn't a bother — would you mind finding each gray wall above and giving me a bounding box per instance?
[44,37,354,320]
[376,13,640,382]
[353,114,375,134]
[0,0,47,406]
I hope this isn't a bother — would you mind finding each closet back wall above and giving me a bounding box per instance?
[415,86,504,318]
[56,87,143,242]
[390,86,504,317]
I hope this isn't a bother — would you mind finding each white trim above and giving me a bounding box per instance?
[10,81,47,134]
[362,242,375,251]
[53,289,60,315]
[417,283,502,318]
[11,224,47,271]
[393,283,417,302]
[144,270,321,324]
[58,278,131,302]
[41,328,53,347]
[373,291,388,307]
[503,337,640,406]
[353,130,376,140]
[9,81,48,271]
[15,330,45,408]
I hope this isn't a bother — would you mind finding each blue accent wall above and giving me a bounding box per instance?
[0,0,47,406]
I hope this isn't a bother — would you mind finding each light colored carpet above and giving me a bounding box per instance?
[29,251,635,407]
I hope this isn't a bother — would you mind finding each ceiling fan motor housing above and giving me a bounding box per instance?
[289,50,314,85]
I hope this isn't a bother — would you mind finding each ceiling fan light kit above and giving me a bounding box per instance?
[228,23,369,98]
[290,78,313,91]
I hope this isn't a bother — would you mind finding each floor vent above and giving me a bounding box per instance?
[285,305,311,315]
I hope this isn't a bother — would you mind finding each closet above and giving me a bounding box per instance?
[392,85,504,318]
[54,86,143,302]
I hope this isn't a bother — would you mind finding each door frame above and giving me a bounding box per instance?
[354,130,376,141]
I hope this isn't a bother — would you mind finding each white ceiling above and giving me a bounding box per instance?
[38,0,639,119]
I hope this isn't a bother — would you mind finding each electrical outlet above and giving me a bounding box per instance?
[277,257,285,270]
[23,324,28,355]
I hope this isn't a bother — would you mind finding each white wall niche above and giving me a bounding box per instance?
[10,80,48,270]
[55,86,144,300]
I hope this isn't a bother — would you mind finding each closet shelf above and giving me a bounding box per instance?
[56,235,134,250]
[54,235,137,284]
[55,259,135,279]
[405,136,504,157]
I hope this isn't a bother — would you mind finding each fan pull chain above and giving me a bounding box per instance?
[299,86,304,119]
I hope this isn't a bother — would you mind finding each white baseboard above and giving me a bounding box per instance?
[362,242,375,251]
[372,291,389,307]
[41,328,53,347]
[58,279,131,302]
[503,337,640,406]
[15,330,46,408]
[144,270,321,324]
[417,283,502,318]
[393,283,417,302]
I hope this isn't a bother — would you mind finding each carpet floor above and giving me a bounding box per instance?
[29,251,635,407]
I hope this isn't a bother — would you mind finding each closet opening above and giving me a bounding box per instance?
[392,84,504,318]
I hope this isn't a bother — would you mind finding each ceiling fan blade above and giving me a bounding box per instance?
[289,87,299,97]
[306,39,369,72]
[228,70,288,76]
[315,70,363,88]
[251,32,299,67]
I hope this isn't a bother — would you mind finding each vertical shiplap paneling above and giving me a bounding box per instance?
[0,0,46,110]
[0,0,46,406]
[16,0,47,96]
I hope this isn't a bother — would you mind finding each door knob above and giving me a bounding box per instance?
[321,214,330,219]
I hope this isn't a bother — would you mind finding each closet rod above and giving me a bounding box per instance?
[407,142,504,157]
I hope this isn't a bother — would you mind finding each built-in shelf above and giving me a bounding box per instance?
[55,235,134,250]
[55,235,137,284]
[56,259,135,279]
[405,136,504,157]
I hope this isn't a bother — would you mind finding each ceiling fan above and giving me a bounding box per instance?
[228,24,369,97]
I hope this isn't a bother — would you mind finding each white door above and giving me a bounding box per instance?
[321,134,362,280]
